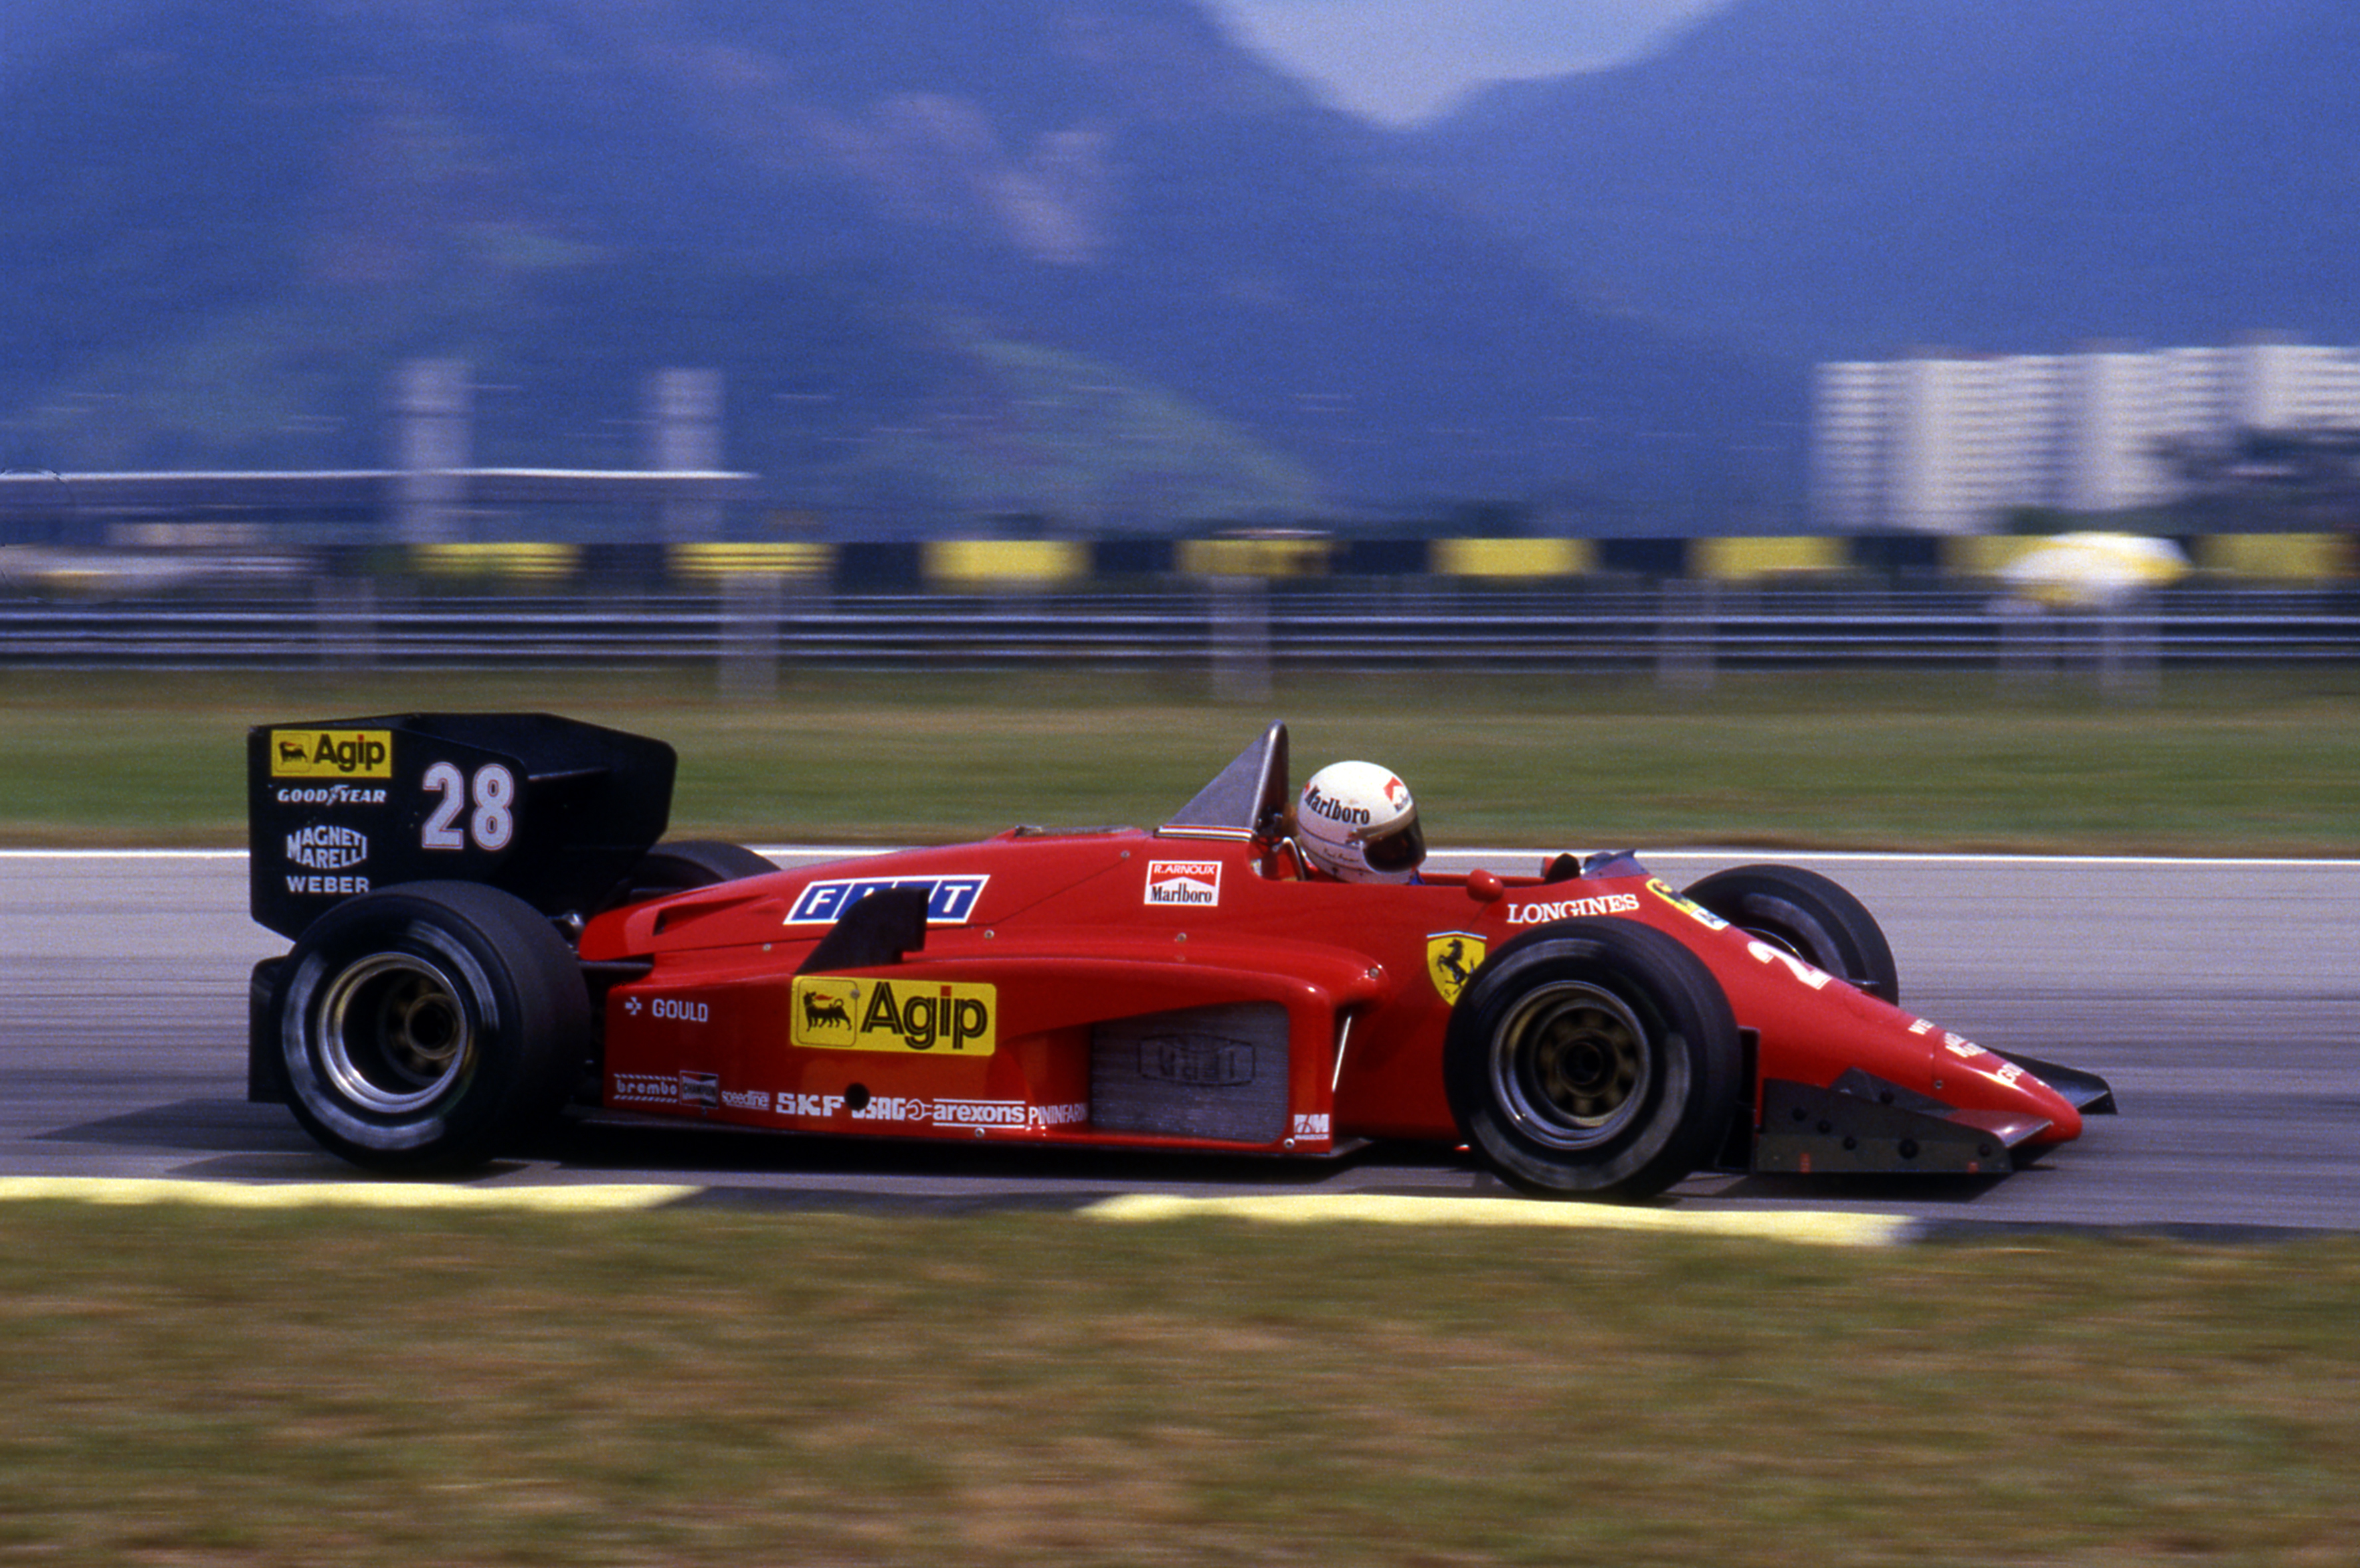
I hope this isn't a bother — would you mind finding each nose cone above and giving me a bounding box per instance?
[1935,1039,2084,1144]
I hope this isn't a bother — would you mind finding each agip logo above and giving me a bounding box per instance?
[790,977,996,1055]
[270,729,393,779]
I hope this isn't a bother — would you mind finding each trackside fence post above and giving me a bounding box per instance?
[1996,597,2054,692]
[314,572,378,673]
[2099,599,2161,701]
[717,575,781,699]
[1210,575,1273,703]
[1657,577,1716,693]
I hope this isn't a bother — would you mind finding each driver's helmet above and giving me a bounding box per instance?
[1296,761,1425,884]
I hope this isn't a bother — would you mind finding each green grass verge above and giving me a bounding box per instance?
[3,1204,2356,1566]
[4,665,2358,853]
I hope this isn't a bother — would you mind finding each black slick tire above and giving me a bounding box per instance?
[269,881,588,1172]
[606,840,778,907]
[1443,918,1742,1199]
[1683,863,1900,1004]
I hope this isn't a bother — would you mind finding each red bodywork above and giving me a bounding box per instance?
[579,828,2087,1169]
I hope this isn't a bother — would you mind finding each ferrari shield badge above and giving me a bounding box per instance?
[1425,932,1487,1005]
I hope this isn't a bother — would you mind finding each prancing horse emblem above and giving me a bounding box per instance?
[1424,932,1487,1006]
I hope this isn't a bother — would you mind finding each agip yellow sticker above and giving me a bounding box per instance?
[791,977,997,1055]
[269,729,394,778]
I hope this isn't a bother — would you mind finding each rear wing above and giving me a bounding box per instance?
[248,713,676,940]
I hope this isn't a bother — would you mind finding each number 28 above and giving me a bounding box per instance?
[421,761,517,851]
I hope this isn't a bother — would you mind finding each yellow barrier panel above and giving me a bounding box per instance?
[1429,537,1595,578]
[1178,535,1334,578]
[0,1177,697,1211]
[1083,1192,1912,1247]
[2197,533,2352,580]
[411,543,579,580]
[669,543,835,581]
[923,539,1089,587]
[1939,535,2051,577]
[1691,536,1849,580]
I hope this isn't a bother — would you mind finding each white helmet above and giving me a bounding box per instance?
[1297,761,1424,884]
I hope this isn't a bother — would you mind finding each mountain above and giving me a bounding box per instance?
[0,0,1797,530]
[1406,0,2360,367]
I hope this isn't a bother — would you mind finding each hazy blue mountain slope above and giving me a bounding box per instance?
[1409,0,2360,363]
[1,0,1795,523]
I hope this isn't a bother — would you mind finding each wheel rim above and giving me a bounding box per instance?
[314,952,474,1114]
[1489,980,1653,1151]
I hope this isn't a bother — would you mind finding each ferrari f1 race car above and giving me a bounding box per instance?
[247,714,2114,1197]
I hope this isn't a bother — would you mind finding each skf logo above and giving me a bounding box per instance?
[790,977,996,1055]
[270,729,393,779]
[1425,932,1487,1005]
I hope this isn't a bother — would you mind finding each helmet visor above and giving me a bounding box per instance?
[1356,814,1425,873]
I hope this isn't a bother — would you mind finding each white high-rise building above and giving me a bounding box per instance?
[1811,339,2360,533]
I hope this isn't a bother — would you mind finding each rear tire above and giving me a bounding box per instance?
[1443,919,1742,1199]
[1684,863,1900,1003]
[606,839,777,907]
[270,881,587,1172]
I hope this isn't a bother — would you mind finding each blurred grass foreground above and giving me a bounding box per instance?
[3,1202,2359,1566]
[2,665,2356,854]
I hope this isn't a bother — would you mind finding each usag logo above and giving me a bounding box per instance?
[1645,878,1730,931]
[1144,859,1221,907]
[270,729,394,779]
[783,875,989,926]
[1425,932,1487,1005]
[790,976,997,1055]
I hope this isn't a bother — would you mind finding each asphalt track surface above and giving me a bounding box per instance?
[5,847,2357,1239]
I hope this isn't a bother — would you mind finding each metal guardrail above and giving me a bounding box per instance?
[2,584,2355,686]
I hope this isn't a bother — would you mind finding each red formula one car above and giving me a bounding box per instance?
[247,715,2114,1197]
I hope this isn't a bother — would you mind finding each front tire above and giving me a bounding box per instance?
[1684,863,1900,1003]
[270,881,587,1172]
[1443,919,1742,1199]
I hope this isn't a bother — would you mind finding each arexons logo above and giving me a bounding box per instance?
[285,824,367,872]
[269,729,393,779]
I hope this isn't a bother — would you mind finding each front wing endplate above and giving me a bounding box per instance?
[1752,1076,2049,1177]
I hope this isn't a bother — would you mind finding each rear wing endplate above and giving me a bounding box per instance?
[248,713,676,940]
